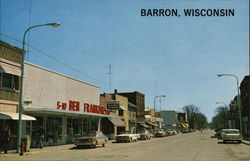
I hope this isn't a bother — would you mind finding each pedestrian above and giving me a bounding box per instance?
[1,126,10,154]
[37,126,45,149]
[200,128,202,134]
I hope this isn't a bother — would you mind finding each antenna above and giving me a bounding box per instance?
[107,64,113,93]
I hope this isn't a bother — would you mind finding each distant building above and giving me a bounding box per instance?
[160,110,178,129]
[177,112,187,122]
[114,90,145,122]
[240,76,250,137]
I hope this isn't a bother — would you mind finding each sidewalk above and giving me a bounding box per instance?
[0,148,48,158]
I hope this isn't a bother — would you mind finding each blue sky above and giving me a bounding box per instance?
[1,0,249,121]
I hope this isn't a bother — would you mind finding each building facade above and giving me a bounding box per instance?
[0,41,23,149]
[240,76,250,137]
[160,110,178,130]
[0,41,22,113]
[23,62,110,146]
[115,90,145,122]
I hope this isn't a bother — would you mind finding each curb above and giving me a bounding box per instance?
[242,140,250,145]
[0,150,47,158]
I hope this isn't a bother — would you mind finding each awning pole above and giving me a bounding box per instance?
[98,117,101,131]
[30,121,32,141]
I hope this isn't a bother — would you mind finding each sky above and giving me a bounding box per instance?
[0,0,249,122]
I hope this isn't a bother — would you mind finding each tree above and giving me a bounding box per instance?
[195,113,208,129]
[211,106,229,129]
[183,105,208,129]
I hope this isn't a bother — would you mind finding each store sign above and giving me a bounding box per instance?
[84,103,110,115]
[56,101,110,115]
[107,103,120,110]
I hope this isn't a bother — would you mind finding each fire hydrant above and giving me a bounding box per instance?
[19,141,25,156]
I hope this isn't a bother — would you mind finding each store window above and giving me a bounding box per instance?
[0,73,19,91]
[46,117,62,143]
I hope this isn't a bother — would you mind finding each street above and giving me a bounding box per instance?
[1,130,250,161]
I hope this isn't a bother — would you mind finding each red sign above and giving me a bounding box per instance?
[56,101,110,115]
[84,103,110,115]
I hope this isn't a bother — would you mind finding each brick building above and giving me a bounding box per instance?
[114,90,145,122]
[240,76,250,137]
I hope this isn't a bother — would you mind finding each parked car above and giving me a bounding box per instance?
[214,128,222,139]
[155,129,166,137]
[181,128,189,133]
[138,130,151,140]
[74,131,107,148]
[115,131,140,142]
[221,129,242,143]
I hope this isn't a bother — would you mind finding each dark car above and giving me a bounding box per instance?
[215,129,222,138]
[74,131,107,148]
[155,129,166,137]
[139,130,151,140]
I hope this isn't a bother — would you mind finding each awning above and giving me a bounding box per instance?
[0,112,36,121]
[146,121,159,127]
[108,117,125,127]
[24,107,111,118]
[0,61,21,76]
[139,123,149,128]
[119,106,126,111]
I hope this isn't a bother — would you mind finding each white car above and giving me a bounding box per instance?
[115,131,140,142]
[221,129,242,143]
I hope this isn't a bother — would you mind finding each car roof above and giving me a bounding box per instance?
[221,129,239,131]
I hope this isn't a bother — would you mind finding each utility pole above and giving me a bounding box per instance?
[107,64,113,93]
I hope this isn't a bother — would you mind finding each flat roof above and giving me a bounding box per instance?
[24,62,100,89]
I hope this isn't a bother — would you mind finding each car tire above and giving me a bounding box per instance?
[102,143,105,147]
[94,141,98,148]
[238,140,241,143]
[223,140,226,143]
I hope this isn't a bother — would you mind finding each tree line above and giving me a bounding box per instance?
[209,106,229,129]
[182,105,208,129]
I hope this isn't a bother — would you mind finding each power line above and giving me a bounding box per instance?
[0,33,109,87]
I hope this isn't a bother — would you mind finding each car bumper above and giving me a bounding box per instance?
[222,137,242,141]
[74,142,95,146]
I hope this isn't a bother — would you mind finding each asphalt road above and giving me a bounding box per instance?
[2,130,250,161]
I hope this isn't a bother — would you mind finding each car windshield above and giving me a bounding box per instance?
[224,130,239,134]
[120,131,132,134]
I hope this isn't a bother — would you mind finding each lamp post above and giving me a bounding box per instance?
[153,95,166,129]
[216,102,227,106]
[217,74,243,134]
[153,95,166,112]
[17,23,60,152]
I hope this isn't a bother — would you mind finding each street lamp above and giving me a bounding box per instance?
[17,23,60,152]
[217,73,243,134]
[216,102,227,106]
[154,95,166,112]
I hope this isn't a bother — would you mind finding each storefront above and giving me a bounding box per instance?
[0,112,36,150]
[22,62,110,147]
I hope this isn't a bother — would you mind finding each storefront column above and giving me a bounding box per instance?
[62,116,67,144]
[114,126,117,136]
